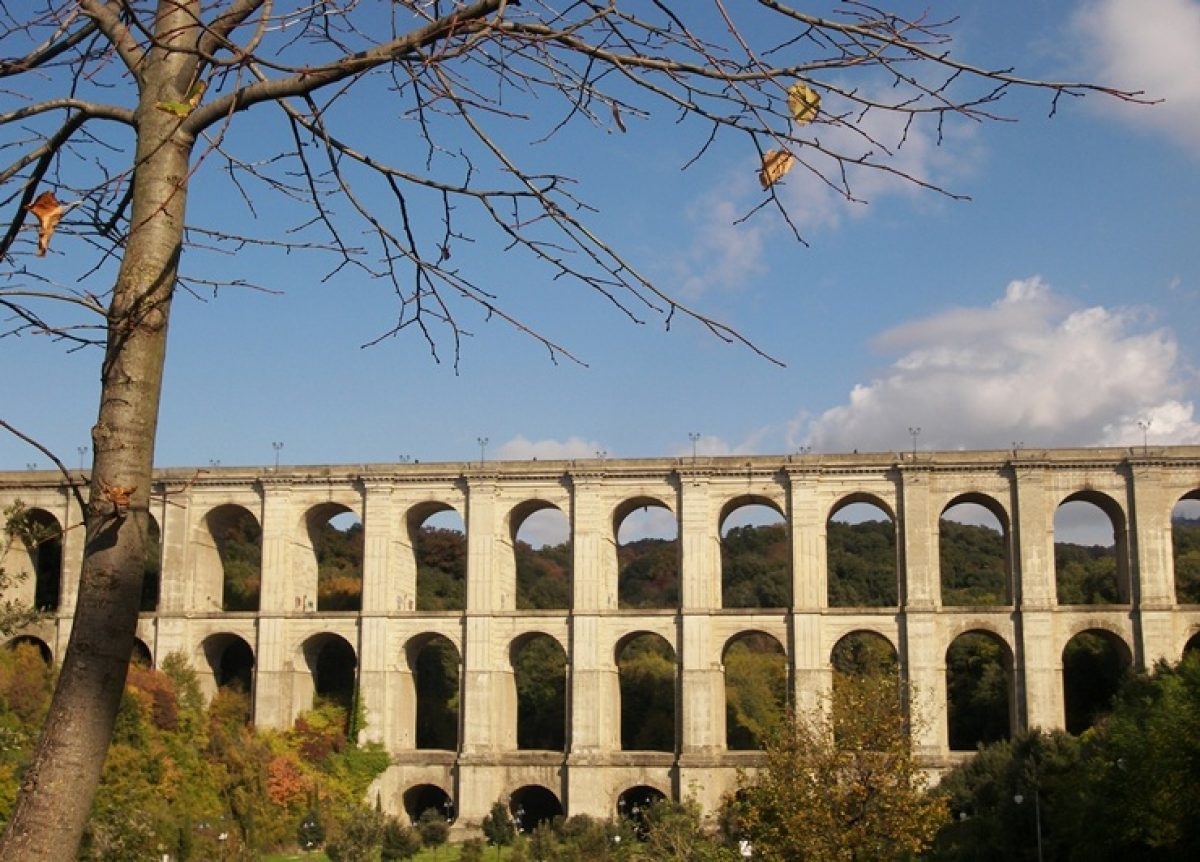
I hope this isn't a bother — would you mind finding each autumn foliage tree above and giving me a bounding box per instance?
[729,671,948,860]
[0,2,1142,858]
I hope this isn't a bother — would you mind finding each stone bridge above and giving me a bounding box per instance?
[2,446,1199,827]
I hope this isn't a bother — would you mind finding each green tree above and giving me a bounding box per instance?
[730,672,947,861]
[326,805,385,862]
[939,519,1007,606]
[380,816,422,860]
[417,807,450,856]
[0,3,1138,857]
[827,520,899,607]
[721,523,789,609]
[482,799,516,854]
[1068,652,1200,858]
[633,798,736,861]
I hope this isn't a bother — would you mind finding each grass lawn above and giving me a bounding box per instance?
[262,843,514,861]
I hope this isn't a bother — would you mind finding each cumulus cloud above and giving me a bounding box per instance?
[494,435,607,461]
[802,277,1200,451]
[1072,0,1200,157]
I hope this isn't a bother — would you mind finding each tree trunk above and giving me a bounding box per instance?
[0,3,198,856]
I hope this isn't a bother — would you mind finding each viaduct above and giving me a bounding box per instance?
[2,446,1199,828]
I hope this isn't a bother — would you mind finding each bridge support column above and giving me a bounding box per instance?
[901,612,946,757]
[253,616,290,729]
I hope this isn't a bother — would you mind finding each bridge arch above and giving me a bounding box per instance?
[404,632,461,751]
[1185,629,1200,657]
[939,494,1011,606]
[1062,627,1132,734]
[131,637,153,667]
[1054,490,1130,605]
[299,502,363,612]
[723,630,787,750]
[5,634,52,664]
[615,496,679,609]
[196,503,261,612]
[616,631,676,752]
[510,631,567,751]
[298,632,357,718]
[509,499,571,611]
[719,497,789,609]
[946,629,1014,750]
[827,495,897,608]
[199,632,255,702]
[508,784,564,833]
[407,501,466,612]
[616,784,668,827]
[831,629,898,676]
[1172,491,1200,605]
[15,507,64,612]
[402,783,454,824]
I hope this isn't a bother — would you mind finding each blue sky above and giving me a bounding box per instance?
[3,0,1200,472]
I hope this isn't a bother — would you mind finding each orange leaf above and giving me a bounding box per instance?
[26,191,64,257]
[759,149,796,189]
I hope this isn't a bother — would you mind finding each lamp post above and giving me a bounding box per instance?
[271,440,283,469]
[76,445,88,470]
[1137,418,1151,453]
[477,436,488,465]
[1013,790,1044,862]
[688,431,700,462]
[907,426,921,458]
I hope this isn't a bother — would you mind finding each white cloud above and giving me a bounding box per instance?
[802,277,1200,451]
[494,435,606,461]
[1073,0,1200,156]
[671,86,978,297]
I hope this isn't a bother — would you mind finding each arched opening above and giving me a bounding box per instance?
[407,633,460,751]
[720,499,788,609]
[1062,629,1132,734]
[617,785,667,831]
[21,508,63,612]
[304,633,357,715]
[1172,494,1200,604]
[141,515,161,612]
[206,504,261,612]
[616,498,679,609]
[311,507,363,612]
[131,638,153,668]
[831,630,899,678]
[616,632,676,752]
[201,633,255,693]
[509,785,563,833]
[827,498,898,607]
[0,638,54,726]
[513,502,571,610]
[1185,631,1200,657]
[946,630,1013,750]
[412,506,466,611]
[724,631,787,750]
[1054,494,1127,605]
[5,635,52,665]
[512,633,567,751]
[939,498,1009,606]
[830,630,901,747]
[402,784,454,825]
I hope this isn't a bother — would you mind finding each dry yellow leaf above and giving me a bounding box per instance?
[759,149,796,189]
[26,191,64,257]
[787,82,820,126]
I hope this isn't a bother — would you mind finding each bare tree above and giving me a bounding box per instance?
[0,1,1142,857]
